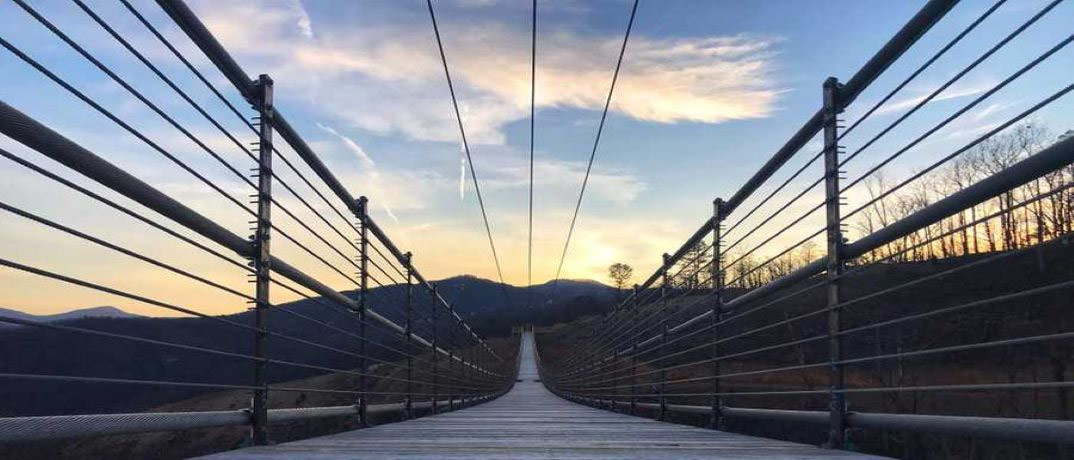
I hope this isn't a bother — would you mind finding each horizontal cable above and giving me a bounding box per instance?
[0,373,258,391]
[574,323,1074,392]
[565,229,1074,387]
[118,0,361,241]
[14,2,362,288]
[0,200,251,301]
[839,0,1010,140]
[722,177,823,257]
[0,256,490,387]
[840,0,1063,169]
[723,151,823,239]
[0,36,251,215]
[0,258,254,331]
[0,148,250,274]
[560,265,719,374]
[567,380,1074,399]
[844,77,1074,221]
[556,183,1074,384]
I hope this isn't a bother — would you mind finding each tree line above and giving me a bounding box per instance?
[665,122,1073,291]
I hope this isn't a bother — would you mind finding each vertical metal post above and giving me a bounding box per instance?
[431,285,439,414]
[709,198,725,430]
[822,76,847,449]
[471,339,479,400]
[404,252,413,419]
[659,253,670,422]
[476,343,483,401]
[249,74,273,446]
[478,340,484,398]
[629,283,639,416]
[475,343,481,403]
[483,340,489,395]
[356,196,369,427]
[466,338,474,405]
[448,305,456,411]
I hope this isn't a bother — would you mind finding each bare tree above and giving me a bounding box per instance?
[608,263,634,292]
[673,241,710,289]
[854,121,1068,262]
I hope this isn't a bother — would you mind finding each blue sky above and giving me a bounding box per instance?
[1,0,1072,315]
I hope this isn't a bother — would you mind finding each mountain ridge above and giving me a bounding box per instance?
[0,275,618,417]
[0,306,140,327]
[0,277,616,321]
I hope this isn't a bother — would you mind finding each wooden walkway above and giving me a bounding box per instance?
[201,333,883,459]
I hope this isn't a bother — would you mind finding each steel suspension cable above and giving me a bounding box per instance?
[565,181,1074,384]
[551,0,639,292]
[118,0,362,238]
[560,253,717,371]
[561,243,714,365]
[1,13,360,286]
[0,35,249,216]
[5,6,503,385]
[426,0,509,304]
[840,0,1064,170]
[0,148,250,274]
[528,0,536,309]
[0,201,251,301]
[839,0,1010,141]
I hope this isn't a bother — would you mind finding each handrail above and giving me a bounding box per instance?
[619,0,960,306]
[561,397,1074,445]
[539,0,1074,453]
[0,396,500,443]
[153,0,501,363]
[0,0,515,447]
[0,101,497,378]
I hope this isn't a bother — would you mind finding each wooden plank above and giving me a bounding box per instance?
[199,333,886,459]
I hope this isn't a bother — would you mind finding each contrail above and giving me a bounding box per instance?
[381,203,400,224]
[459,145,467,200]
[316,123,375,169]
[316,122,400,222]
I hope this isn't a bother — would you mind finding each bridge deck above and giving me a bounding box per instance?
[201,333,882,459]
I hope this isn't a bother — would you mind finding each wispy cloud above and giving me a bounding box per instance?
[480,157,647,206]
[316,123,375,169]
[459,153,467,201]
[172,0,778,285]
[314,122,399,223]
[876,80,995,115]
[189,0,784,144]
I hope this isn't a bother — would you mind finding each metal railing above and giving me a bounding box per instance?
[538,0,1074,454]
[0,0,515,446]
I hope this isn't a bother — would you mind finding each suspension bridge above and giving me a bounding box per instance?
[200,332,880,459]
[1,0,1073,459]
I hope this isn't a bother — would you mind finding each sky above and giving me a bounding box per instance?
[1,0,1072,316]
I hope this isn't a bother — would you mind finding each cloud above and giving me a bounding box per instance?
[315,123,375,169]
[286,0,315,38]
[163,0,777,285]
[312,123,406,224]
[457,0,500,7]
[384,207,692,285]
[459,154,467,201]
[188,0,783,144]
[481,157,647,206]
[876,80,994,115]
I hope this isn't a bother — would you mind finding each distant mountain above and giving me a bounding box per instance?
[0,306,140,328]
[279,275,619,334]
[403,275,617,317]
[0,275,620,417]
